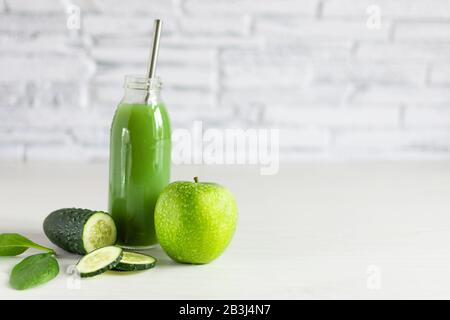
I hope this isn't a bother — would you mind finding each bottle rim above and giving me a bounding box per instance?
[123,75,162,91]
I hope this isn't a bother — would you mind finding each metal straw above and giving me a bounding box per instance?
[145,19,162,103]
[147,19,162,79]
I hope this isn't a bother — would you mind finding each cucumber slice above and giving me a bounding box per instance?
[76,246,123,278]
[113,252,157,271]
[44,208,117,255]
[82,212,117,253]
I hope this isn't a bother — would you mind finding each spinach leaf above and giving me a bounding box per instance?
[10,253,60,290]
[0,233,54,256]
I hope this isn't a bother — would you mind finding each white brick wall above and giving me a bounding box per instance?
[394,22,450,42]
[430,65,450,86]
[254,18,391,41]
[323,0,450,18]
[183,0,318,16]
[0,0,450,162]
[6,0,65,13]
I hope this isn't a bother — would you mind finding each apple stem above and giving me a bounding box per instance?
[194,176,199,183]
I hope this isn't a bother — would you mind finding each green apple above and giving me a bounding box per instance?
[155,177,238,264]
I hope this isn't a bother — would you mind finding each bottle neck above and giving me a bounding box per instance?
[121,88,161,105]
[121,76,162,105]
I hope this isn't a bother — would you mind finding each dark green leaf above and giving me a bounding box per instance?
[0,233,54,256]
[10,253,60,290]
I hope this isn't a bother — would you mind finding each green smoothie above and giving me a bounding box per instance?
[109,92,171,248]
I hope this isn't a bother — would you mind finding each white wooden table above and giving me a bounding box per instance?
[1,162,450,299]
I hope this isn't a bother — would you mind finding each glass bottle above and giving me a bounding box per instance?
[109,76,171,249]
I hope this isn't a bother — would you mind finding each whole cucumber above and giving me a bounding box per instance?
[43,208,117,255]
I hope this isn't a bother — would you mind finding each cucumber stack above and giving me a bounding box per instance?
[44,208,158,279]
